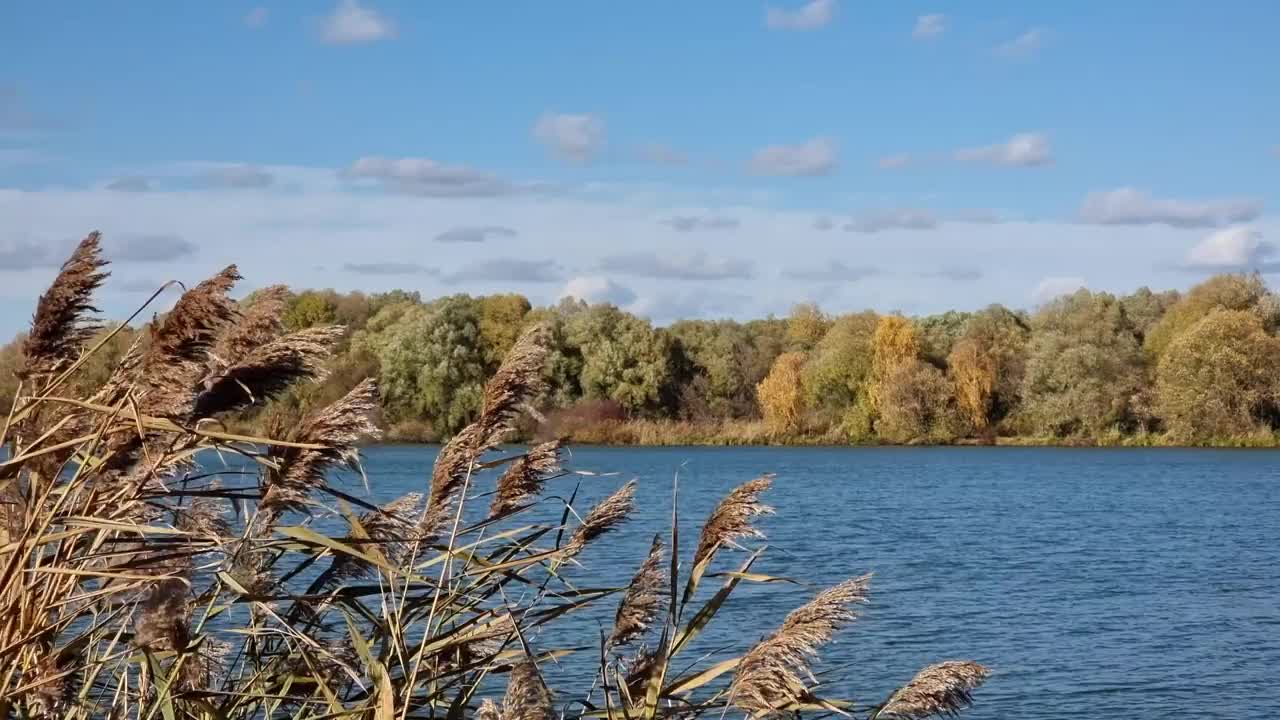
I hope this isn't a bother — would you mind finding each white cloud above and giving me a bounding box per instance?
[533,113,605,164]
[955,132,1052,167]
[995,28,1044,58]
[782,260,879,281]
[640,143,689,166]
[765,0,836,30]
[560,276,637,307]
[319,0,395,45]
[1031,276,1086,303]
[443,259,563,284]
[343,262,435,275]
[1079,188,1262,229]
[344,156,524,197]
[661,215,739,231]
[749,137,837,176]
[434,226,517,243]
[844,208,938,233]
[106,176,151,192]
[912,14,945,39]
[204,164,275,188]
[599,251,754,280]
[245,7,268,29]
[1185,226,1274,269]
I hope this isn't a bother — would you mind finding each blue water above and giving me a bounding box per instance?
[335,445,1280,719]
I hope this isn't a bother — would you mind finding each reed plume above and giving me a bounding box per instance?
[489,439,561,517]
[501,658,554,720]
[729,574,872,717]
[477,699,501,720]
[193,324,343,417]
[19,231,109,384]
[262,378,381,520]
[875,661,990,719]
[563,479,636,557]
[424,324,550,537]
[136,265,241,421]
[210,284,289,365]
[328,492,423,583]
[693,474,774,567]
[607,534,665,651]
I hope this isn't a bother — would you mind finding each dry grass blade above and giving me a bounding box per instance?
[607,534,665,651]
[729,574,872,717]
[193,324,343,417]
[502,658,554,720]
[693,475,774,567]
[263,377,381,519]
[564,480,636,557]
[19,231,109,383]
[489,439,561,517]
[876,661,991,719]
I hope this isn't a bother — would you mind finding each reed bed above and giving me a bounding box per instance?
[0,233,990,719]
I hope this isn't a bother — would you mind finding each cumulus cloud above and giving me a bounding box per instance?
[766,0,836,30]
[844,208,938,233]
[661,215,739,232]
[782,260,879,282]
[1031,276,1086,303]
[106,176,151,192]
[204,164,274,188]
[749,137,837,176]
[955,132,1052,167]
[598,251,754,280]
[1184,226,1275,271]
[640,143,688,166]
[630,289,752,323]
[1078,188,1261,229]
[434,226,518,244]
[320,0,395,45]
[995,28,1044,58]
[912,14,945,39]
[345,156,524,197]
[533,112,605,164]
[343,262,436,275]
[113,234,198,262]
[559,276,637,306]
[443,259,563,284]
[245,7,268,28]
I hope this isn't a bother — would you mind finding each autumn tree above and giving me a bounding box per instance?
[757,351,806,433]
[949,304,1030,434]
[1155,308,1280,441]
[875,360,962,444]
[1144,274,1267,357]
[785,302,831,351]
[869,315,921,411]
[918,310,972,367]
[283,290,338,330]
[948,338,997,435]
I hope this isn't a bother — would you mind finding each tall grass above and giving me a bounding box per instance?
[0,233,990,719]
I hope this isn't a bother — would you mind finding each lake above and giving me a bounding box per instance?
[343,445,1280,719]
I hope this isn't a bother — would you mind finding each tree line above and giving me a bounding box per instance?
[4,272,1280,446]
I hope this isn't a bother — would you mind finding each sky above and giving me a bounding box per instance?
[2,0,1278,338]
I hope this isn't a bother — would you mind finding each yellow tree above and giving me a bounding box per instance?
[785,302,830,351]
[948,338,997,433]
[869,315,921,412]
[757,351,807,433]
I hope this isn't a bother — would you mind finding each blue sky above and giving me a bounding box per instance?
[2,0,1278,338]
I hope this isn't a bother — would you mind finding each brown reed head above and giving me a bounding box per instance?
[564,479,636,557]
[489,439,561,517]
[877,660,991,719]
[607,534,666,651]
[20,232,109,384]
[693,474,775,567]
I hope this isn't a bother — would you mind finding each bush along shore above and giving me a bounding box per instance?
[7,237,1280,449]
[0,232,990,719]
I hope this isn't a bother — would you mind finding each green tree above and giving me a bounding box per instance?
[1120,286,1180,341]
[565,305,675,414]
[1019,290,1146,437]
[1155,309,1280,441]
[0,334,25,413]
[669,320,758,419]
[283,290,338,330]
[918,310,972,367]
[478,294,532,369]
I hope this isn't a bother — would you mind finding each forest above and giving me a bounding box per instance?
[4,272,1279,447]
